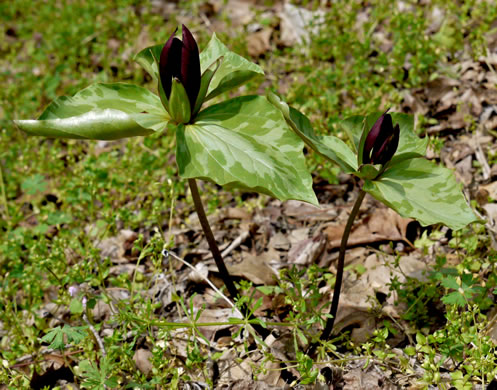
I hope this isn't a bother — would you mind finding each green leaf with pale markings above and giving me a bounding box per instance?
[199,34,264,100]
[15,83,168,140]
[134,43,163,81]
[175,95,318,205]
[267,93,357,173]
[363,158,479,230]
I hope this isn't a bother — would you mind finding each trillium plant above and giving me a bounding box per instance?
[15,26,316,339]
[16,25,479,347]
[268,93,479,345]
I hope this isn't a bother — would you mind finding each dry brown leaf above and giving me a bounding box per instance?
[109,264,145,277]
[483,203,497,226]
[188,262,210,284]
[481,181,497,200]
[278,3,325,47]
[334,254,428,343]
[219,207,253,221]
[133,349,153,376]
[224,0,255,26]
[225,253,278,285]
[287,234,326,265]
[283,200,337,221]
[95,229,137,264]
[247,28,272,57]
[343,367,397,390]
[268,231,291,251]
[324,207,413,249]
[454,155,473,186]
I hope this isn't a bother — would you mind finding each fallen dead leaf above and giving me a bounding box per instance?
[247,28,272,57]
[224,252,278,285]
[278,3,325,47]
[287,233,326,266]
[224,0,255,26]
[333,254,428,343]
[133,348,153,376]
[324,206,413,249]
[283,200,337,221]
[481,181,497,200]
[269,232,291,251]
[94,229,137,264]
[343,366,397,390]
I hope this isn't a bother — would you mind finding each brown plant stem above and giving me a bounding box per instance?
[321,190,366,341]
[188,179,269,338]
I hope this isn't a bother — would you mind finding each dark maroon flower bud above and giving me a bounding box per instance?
[362,110,400,165]
[159,25,201,113]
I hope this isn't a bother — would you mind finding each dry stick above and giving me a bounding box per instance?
[0,163,9,219]
[163,249,240,313]
[310,190,366,355]
[187,179,270,339]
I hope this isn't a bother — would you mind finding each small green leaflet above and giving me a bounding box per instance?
[79,359,118,390]
[441,274,483,307]
[21,174,47,195]
[15,83,168,140]
[70,298,84,314]
[46,211,72,225]
[41,325,87,350]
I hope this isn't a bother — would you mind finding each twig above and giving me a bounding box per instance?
[162,249,240,314]
[13,346,79,365]
[0,162,9,219]
[204,230,251,260]
[474,128,491,180]
[83,312,106,357]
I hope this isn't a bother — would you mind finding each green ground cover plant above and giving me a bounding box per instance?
[3,0,497,388]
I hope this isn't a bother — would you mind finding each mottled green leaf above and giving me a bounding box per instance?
[340,113,428,162]
[15,83,168,139]
[134,43,163,81]
[364,158,479,230]
[176,95,318,205]
[199,34,264,100]
[267,92,357,173]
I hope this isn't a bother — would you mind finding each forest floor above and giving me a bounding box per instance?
[3,1,497,389]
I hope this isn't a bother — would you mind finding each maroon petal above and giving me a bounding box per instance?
[363,109,391,164]
[180,25,201,109]
[159,29,182,99]
[372,123,400,165]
